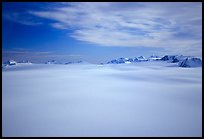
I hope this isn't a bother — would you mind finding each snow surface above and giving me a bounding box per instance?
[2,62,202,137]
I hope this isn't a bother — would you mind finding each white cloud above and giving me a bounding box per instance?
[4,12,42,26]
[50,23,68,29]
[2,50,52,55]
[5,2,202,56]
[2,50,82,63]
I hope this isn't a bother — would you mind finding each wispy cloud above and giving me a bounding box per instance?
[2,50,82,63]
[3,12,42,26]
[2,50,53,55]
[3,2,202,56]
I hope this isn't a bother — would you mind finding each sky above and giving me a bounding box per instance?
[2,2,202,63]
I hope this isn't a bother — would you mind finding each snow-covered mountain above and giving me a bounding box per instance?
[160,55,191,63]
[136,56,148,61]
[178,57,202,67]
[148,55,161,61]
[107,55,158,64]
[2,60,17,68]
[107,58,132,64]
[45,60,57,64]
[64,60,89,65]
[5,60,17,65]
[107,56,148,64]
[154,55,202,67]
[18,60,32,64]
[106,55,202,68]
[160,55,180,63]
[3,55,202,68]
[2,60,33,68]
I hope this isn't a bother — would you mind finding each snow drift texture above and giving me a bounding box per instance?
[2,61,202,137]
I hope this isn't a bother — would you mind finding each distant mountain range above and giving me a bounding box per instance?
[106,55,202,67]
[44,60,88,65]
[2,55,202,68]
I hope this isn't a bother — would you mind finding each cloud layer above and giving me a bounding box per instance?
[2,49,82,63]
[4,2,202,56]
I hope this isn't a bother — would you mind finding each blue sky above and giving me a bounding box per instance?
[2,2,202,63]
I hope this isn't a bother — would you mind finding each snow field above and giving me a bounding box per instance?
[2,63,202,137]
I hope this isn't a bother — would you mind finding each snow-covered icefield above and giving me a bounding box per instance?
[2,62,202,137]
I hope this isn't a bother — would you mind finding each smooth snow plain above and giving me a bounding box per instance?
[2,62,202,137]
